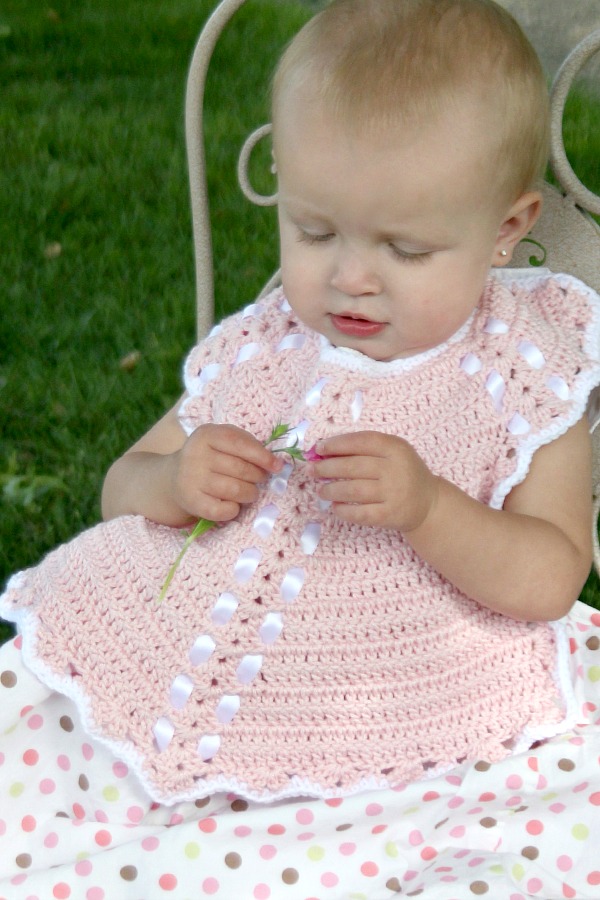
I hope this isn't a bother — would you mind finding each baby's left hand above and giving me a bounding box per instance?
[307,431,438,532]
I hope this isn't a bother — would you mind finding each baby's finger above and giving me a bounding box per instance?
[315,431,388,459]
[318,477,381,505]
[310,454,378,481]
[209,425,283,473]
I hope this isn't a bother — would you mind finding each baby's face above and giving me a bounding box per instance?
[275,94,511,361]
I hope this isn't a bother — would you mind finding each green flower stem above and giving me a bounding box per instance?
[157,424,302,602]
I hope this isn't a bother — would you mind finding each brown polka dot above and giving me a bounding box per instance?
[470,882,489,895]
[407,891,424,897]
[522,846,539,860]
[55,811,69,818]
[386,877,402,892]
[479,817,497,828]
[1,670,17,688]
[230,799,248,812]
[59,715,74,732]
[120,865,138,881]
[16,853,32,869]
[78,774,89,791]
[474,760,491,772]
[586,636,600,651]
[225,852,242,870]
[558,757,575,771]
[195,797,210,808]
[435,817,449,829]
[335,823,353,831]
[282,868,299,885]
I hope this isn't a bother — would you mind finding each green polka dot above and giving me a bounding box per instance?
[511,863,525,881]
[307,845,325,861]
[185,842,200,860]
[489,865,504,875]
[385,841,399,858]
[588,666,600,683]
[572,823,589,840]
[102,786,120,802]
[403,806,420,816]
[9,782,25,798]
[542,792,558,802]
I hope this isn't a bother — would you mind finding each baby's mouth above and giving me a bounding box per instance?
[330,313,386,337]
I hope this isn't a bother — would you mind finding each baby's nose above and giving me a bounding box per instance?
[330,248,381,297]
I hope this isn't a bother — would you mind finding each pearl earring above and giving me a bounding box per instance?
[500,249,508,257]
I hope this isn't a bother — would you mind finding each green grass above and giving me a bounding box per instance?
[1,1,600,645]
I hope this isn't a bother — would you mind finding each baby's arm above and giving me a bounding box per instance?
[309,419,592,621]
[101,399,283,526]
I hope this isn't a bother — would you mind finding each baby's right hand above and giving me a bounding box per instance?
[171,424,284,523]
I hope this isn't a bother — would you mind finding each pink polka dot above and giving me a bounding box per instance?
[267,824,285,835]
[573,782,588,793]
[158,874,177,891]
[198,817,217,833]
[324,798,343,807]
[448,796,464,809]
[297,832,315,841]
[82,744,94,761]
[53,885,71,899]
[526,819,544,835]
[409,829,423,846]
[371,824,387,834]
[527,757,539,772]
[0,752,4,766]
[112,761,128,778]
[296,808,314,825]
[86,889,104,900]
[365,803,383,816]
[506,774,523,790]
[14,635,23,649]
[22,816,36,833]
[320,872,339,888]
[591,613,600,627]
[142,837,160,851]
[40,778,56,794]
[360,862,379,877]
[57,755,71,771]
[127,806,144,823]
[234,826,252,837]
[588,872,600,886]
[549,803,566,813]
[95,810,109,824]
[253,886,270,900]
[75,860,93,876]
[449,826,465,838]
[169,813,184,827]
[23,749,39,766]
[259,844,277,860]
[44,833,59,848]
[339,842,356,855]
[557,856,573,872]
[527,878,543,894]
[423,790,440,801]
[94,830,112,847]
[562,885,577,900]
[589,792,600,806]
[421,846,437,861]
[202,878,219,894]
[73,803,86,820]
[20,704,34,717]
[0,819,5,836]
[27,714,43,730]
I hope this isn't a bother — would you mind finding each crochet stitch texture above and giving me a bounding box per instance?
[2,270,600,804]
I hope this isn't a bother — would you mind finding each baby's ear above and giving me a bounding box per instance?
[493,191,543,266]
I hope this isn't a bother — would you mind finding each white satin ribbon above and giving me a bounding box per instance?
[188,634,216,666]
[259,612,284,645]
[546,374,570,401]
[215,694,241,725]
[517,340,546,370]
[483,317,509,334]
[208,323,222,338]
[305,377,328,407]
[270,463,293,496]
[236,654,263,684]
[234,343,260,365]
[198,734,221,761]
[276,334,306,352]
[460,353,482,375]
[279,297,292,313]
[242,302,262,318]
[153,716,175,753]
[300,522,321,555]
[198,362,221,389]
[169,674,194,710]
[318,498,333,512]
[351,390,363,423]
[485,369,505,413]
[507,412,531,435]
[282,419,309,448]
[280,567,305,603]
[233,548,262,583]
[253,504,280,539]
[211,591,239,625]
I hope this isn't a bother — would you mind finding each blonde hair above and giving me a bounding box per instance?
[272,0,550,203]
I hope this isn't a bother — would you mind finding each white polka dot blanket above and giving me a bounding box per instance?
[1,599,600,899]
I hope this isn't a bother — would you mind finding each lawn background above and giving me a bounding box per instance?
[1,0,600,645]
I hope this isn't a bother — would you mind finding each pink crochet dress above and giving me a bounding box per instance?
[1,269,599,806]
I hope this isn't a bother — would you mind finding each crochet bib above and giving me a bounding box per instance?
[2,270,600,804]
